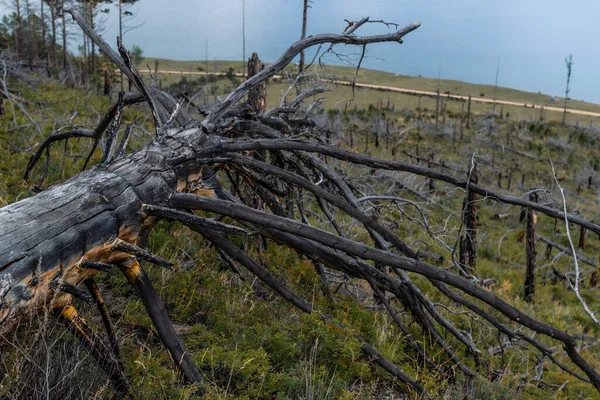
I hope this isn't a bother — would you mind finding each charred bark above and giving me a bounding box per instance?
[524,192,538,303]
[459,172,478,270]
[247,52,267,114]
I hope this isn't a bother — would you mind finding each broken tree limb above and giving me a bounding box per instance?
[24,91,144,180]
[207,137,600,235]
[524,192,538,303]
[118,259,202,384]
[189,226,428,396]
[143,205,252,236]
[81,260,118,275]
[222,121,482,370]
[539,237,597,267]
[57,304,130,396]
[84,278,121,360]
[66,9,189,128]
[205,20,421,125]
[113,241,174,270]
[168,191,600,390]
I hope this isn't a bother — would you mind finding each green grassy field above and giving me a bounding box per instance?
[2,67,600,399]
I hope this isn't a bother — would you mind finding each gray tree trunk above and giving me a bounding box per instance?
[247,52,267,114]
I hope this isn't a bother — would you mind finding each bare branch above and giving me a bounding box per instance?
[549,156,600,326]
[205,20,421,125]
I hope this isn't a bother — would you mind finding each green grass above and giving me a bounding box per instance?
[2,70,600,399]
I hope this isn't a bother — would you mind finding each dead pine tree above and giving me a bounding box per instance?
[459,99,465,143]
[507,161,515,191]
[563,54,573,125]
[466,94,472,129]
[247,52,267,114]
[459,171,478,271]
[417,95,422,137]
[7,11,600,398]
[375,99,380,147]
[441,98,447,132]
[435,89,440,130]
[298,0,309,76]
[579,226,587,250]
[386,117,390,150]
[428,152,435,191]
[522,191,538,303]
[452,121,457,148]
[103,65,112,96]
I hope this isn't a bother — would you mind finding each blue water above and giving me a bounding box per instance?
[30,1,600,102]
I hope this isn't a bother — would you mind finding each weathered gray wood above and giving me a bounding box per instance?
[247,53,267,114]
[459,172,478,270]
[524,192,538,303]
[0,128,216,335]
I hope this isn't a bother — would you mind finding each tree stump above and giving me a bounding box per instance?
[248,52,267,114]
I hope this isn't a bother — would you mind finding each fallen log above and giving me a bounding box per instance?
[1,11,431,396]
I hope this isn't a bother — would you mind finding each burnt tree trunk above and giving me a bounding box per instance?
[50,2,57,68]
[524,192,538,303]
[247,53,267,114]
[435,89,440,130]
[62,8,67,69]
[459,100,465,142]
[298,0,308,75]
[0,128,215,381]
[14,0,21,60]
[417,95,422,138]
[459,172,478,270]
[103,66,112,96]
[466,95,472,129]
[579,226,586,250]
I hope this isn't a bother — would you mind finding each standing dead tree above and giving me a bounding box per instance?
[522,191,538,303]
[247,52,266,114]
[2,10,600,399]
[459,169,478,271]
[563,54,573,124]
[298,0,309,75]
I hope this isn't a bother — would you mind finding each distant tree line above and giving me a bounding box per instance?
[0,0,142,86]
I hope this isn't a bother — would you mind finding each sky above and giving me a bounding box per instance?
[4,1,600,103]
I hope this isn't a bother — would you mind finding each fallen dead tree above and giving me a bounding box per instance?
[1,10,600,399]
